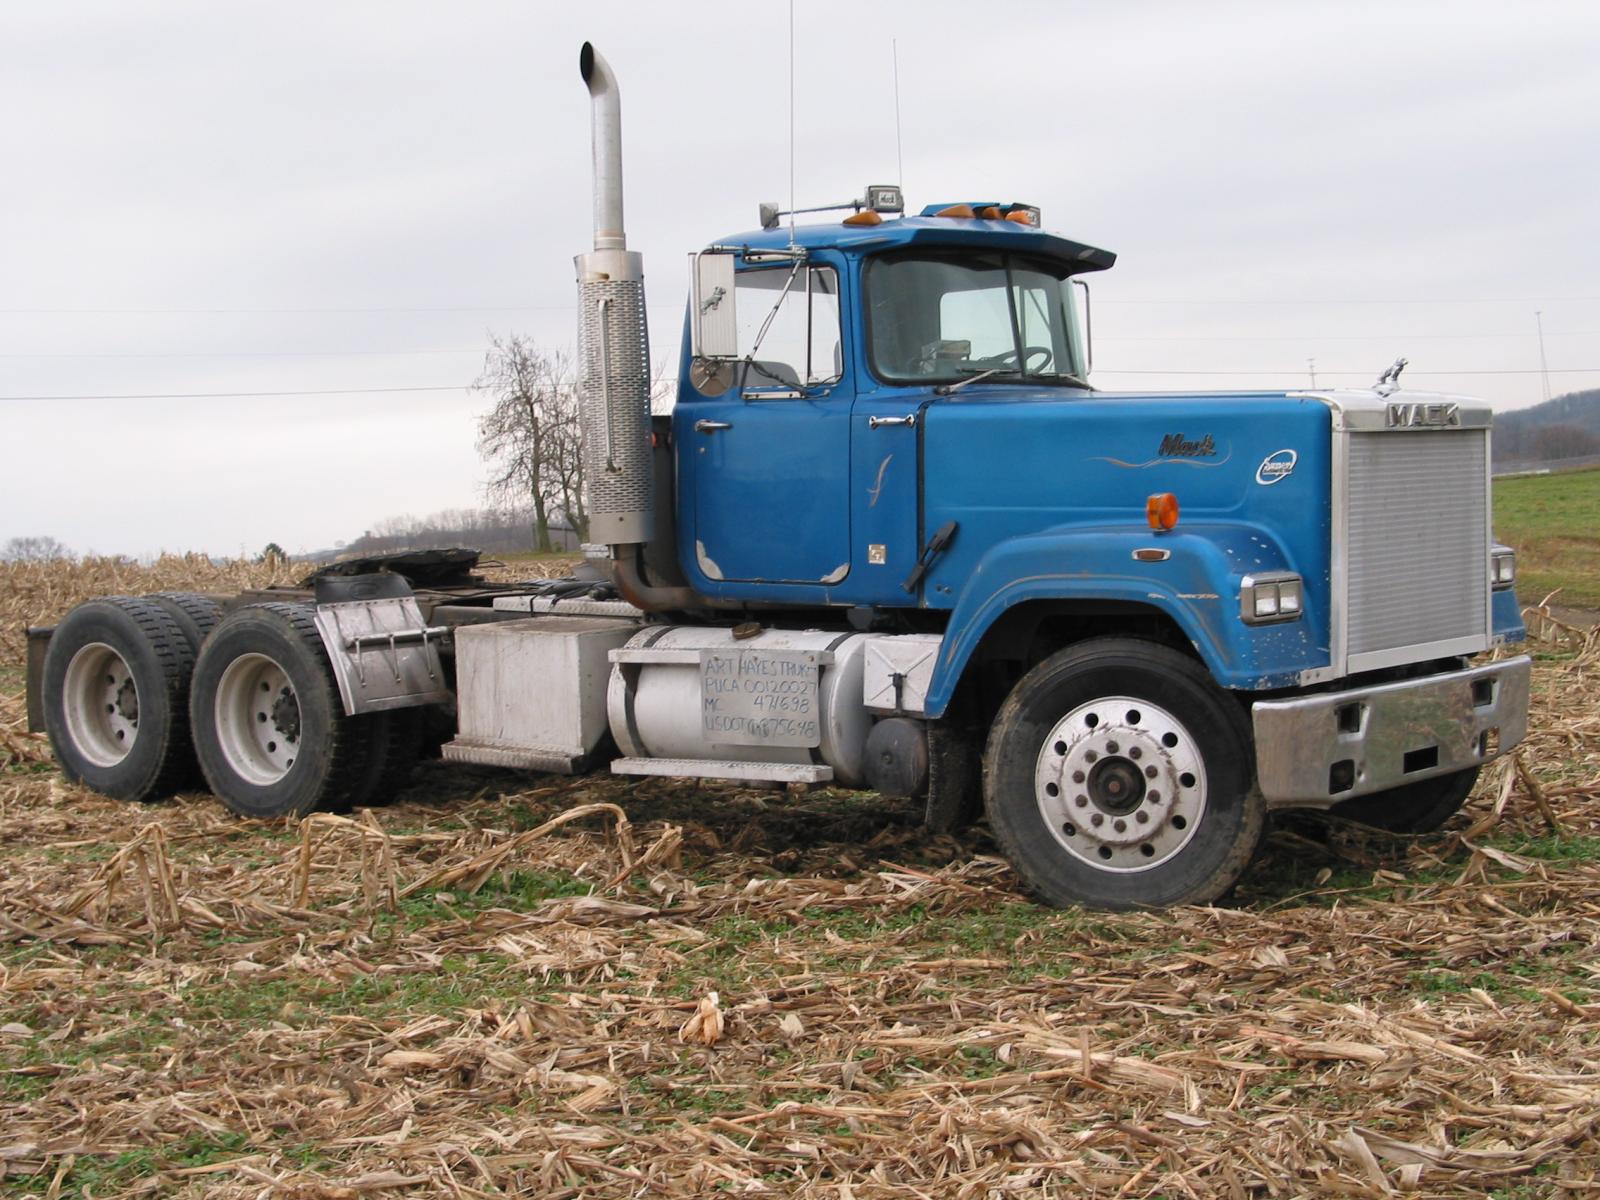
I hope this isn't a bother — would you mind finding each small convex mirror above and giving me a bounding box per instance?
[691,252,738,359]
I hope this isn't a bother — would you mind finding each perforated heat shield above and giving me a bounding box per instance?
[576,249,654,546]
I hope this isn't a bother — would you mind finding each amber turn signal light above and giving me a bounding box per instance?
[1146,492,1180,531]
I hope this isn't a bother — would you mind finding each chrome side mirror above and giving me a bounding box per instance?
[690,251,738,359]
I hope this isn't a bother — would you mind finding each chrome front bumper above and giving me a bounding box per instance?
[1251,656,1531,808]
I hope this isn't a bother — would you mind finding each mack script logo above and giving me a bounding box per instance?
[1158,433,1217,458]
[1386,402,1461,429]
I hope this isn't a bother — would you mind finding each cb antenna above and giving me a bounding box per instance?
[892,39,904,189]
[788,0,796,247]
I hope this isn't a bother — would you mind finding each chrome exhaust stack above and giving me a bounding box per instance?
[575,44,699,611]
[575,41,653,549]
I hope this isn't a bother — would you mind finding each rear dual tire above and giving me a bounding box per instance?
[41,597,197,801]
[189,603,421,819]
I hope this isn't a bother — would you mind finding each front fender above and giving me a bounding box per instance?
[923,523,1328,717]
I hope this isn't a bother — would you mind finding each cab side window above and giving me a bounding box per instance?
[734,265,842,389]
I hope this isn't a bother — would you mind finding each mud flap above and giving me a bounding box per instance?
[25,626,54,733]
[924,719,982,834]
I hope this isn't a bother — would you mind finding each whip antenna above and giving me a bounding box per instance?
[893,39,903,189]
[788,0,796,246]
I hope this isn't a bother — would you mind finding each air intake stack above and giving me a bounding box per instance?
[575,42,653,548]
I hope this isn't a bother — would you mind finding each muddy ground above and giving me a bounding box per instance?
[2,558,1598,1198]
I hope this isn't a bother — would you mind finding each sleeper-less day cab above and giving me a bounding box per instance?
[28,44,1529,909]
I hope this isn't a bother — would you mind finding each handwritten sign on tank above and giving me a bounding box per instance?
[699,649,822,747]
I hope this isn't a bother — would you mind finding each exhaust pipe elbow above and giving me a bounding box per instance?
[579,42,626,253]
[610,549,702,614]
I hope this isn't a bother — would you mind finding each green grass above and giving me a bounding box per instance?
[1494,466,1600,608]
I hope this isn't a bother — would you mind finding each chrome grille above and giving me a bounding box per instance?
[1345,428,1488,665]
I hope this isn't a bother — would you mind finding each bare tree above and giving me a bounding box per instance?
[2,535,72,563]
[474,336,586,552]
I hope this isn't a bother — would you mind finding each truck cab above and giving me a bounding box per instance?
[675,208,1104,606]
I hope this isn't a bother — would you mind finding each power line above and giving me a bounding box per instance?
[0,385,470,402]
[0,349,485,360]
[1092,368,1600,377]
[4,367,1599,404]
[0,304,680,315]
[0,305,569,315]
[1096,296,1600,306]
[6,332,1598,360]
[2,296,1599,316]
[1096,332,1600,343]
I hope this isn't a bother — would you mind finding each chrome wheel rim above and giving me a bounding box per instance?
[214,653,300,786]
[1034,695,1207,872]
[62,642,139,767]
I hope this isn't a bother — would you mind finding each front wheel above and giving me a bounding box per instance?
[984,638,1264,910]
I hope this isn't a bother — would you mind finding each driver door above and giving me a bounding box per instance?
[688,262,853,586]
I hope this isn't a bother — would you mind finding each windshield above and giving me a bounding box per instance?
[865,251,1086,386]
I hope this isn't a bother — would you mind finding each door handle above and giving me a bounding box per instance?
[694,419,733,433]
[868,414,916,429]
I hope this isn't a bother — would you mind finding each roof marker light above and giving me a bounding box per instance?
[935,204,976,218]
[842,210,883,226]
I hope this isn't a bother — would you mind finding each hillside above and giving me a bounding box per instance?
[1493,388,1600,465]
[1494,464,1600,609]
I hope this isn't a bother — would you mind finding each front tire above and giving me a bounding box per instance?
[190,603,378,819]
[1330,766,1479,833]
[41,597,196,801]
[984,638,1264,910]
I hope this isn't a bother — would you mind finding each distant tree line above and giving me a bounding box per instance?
[1,535,72,563]
[1494,389,1600,466]
[339,505,581,559]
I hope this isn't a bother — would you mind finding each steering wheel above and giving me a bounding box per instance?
[983,345,1054,372]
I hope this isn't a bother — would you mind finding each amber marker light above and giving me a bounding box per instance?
[842,210,882,226]
[1146,492,1180,531]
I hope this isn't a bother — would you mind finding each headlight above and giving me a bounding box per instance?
[1490,544,1516,590]
[1240,572,1303,625]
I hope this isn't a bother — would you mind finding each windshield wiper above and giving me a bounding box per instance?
[935,366,1019,395]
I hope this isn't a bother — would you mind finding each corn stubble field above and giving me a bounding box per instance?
[2,558,1599,1199]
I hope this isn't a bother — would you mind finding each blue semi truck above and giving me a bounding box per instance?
[27,44,1530,909]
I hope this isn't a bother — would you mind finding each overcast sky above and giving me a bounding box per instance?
[4,1,1598,558]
